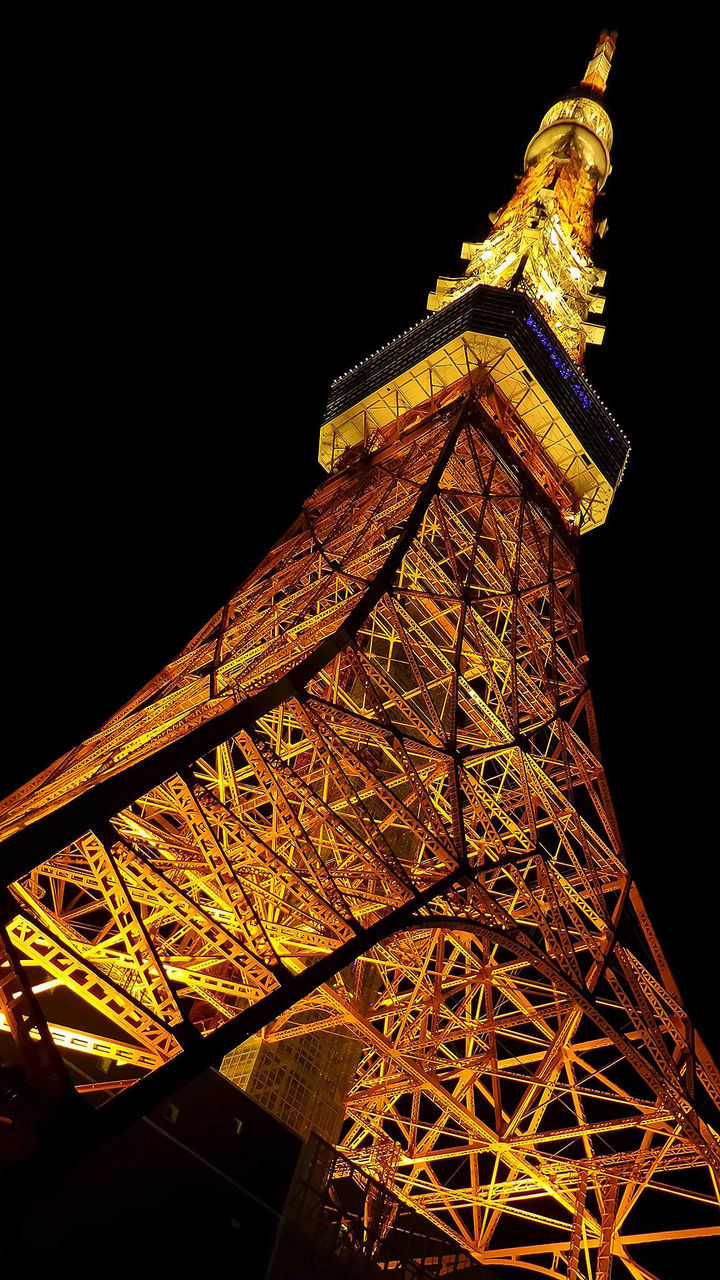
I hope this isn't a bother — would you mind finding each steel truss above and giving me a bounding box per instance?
[0,375,718,1277]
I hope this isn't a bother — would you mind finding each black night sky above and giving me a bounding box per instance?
[4,11,719,1271]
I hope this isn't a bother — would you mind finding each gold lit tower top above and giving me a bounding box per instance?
[320,29,628,530]
[428,31,617,363]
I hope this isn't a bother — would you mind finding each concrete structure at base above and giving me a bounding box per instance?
[222,1017,361,1145]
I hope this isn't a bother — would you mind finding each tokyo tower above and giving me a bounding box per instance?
[1,30,718,1279]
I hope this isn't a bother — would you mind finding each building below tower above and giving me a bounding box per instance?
[222,1015,361,1145]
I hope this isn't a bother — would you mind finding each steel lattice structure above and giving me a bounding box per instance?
[1,31,718,1279]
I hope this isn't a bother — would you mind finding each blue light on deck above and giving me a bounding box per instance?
[524,313,593,410]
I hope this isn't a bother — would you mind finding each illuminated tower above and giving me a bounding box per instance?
[0,31,718,1278]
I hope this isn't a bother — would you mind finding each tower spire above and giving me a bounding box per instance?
[580,28,617,97]
[428,32,617,364]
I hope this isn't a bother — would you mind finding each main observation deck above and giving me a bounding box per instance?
[320,286,629,531]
